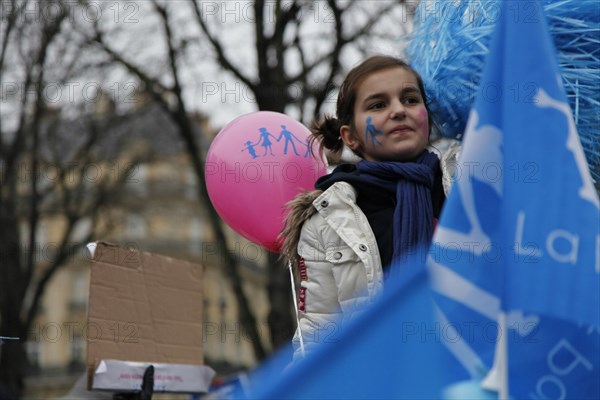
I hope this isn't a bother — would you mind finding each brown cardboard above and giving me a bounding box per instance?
[86,242,209,392]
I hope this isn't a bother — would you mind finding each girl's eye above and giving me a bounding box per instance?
[403,97,421,105]
[368,102,385,110]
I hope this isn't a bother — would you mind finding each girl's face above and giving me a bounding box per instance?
[340,67,429,162]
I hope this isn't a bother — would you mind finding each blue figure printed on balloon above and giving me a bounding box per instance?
[242,140,259,159]
[278,124,302,156]
[402,0,600,184]
[258,127,276,156]
[242,126,312,159]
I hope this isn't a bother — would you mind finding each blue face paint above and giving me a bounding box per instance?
[365,116,383,146]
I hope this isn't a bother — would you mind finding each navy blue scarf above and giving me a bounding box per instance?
[315,150,440,273]
[355,151,439,268]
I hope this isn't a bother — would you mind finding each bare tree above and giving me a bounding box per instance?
[87,0,272,361]
[84,0,414,364]
[0,1,151,396]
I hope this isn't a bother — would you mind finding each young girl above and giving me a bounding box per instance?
[280,55,446,359]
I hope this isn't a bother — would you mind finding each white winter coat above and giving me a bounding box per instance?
[282,181,384,360]
[281,142,457,360]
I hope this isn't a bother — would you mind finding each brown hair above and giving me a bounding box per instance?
[310,55,435,157]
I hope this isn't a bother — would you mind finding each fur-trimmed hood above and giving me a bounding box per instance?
[278,189,323,266]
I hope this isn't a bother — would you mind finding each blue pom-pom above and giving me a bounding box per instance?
[403,0,599,183]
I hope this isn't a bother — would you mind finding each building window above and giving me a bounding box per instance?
[128,164,148,196]
[70,335,85,366]
[188,217,205,254]
[72,217,92,243]
[71,271,88,309]
[125,214,146,239]
[25,340,41,369]
[185,169,197,199]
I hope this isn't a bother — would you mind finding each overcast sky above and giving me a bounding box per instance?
[1,1,416,132]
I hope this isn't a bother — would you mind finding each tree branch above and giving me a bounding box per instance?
[25,8,69,286]
[0,0,27,158]
[191,0,255,90]
[90,29,171,107]
[152,1,183,102]
[0,0,21,75]
[273,0,300,70]
[286,1,401,87]
[310,0,344,118]
[22,157,142,335]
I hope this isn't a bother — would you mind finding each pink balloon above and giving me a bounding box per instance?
[205,111,328,253]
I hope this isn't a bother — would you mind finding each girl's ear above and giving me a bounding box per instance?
[340,124,362,152]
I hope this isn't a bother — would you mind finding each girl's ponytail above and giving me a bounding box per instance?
[309,115,344,156]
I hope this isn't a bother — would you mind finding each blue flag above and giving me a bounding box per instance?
[429,0,600,398]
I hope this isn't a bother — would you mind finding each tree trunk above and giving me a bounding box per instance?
[266,252,295,350]
[0,332,26,398]
[0,203,26,398]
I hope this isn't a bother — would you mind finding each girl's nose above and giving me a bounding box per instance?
[390,100,406,120]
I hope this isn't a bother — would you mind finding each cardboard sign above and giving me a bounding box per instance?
[86,242,214,393]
